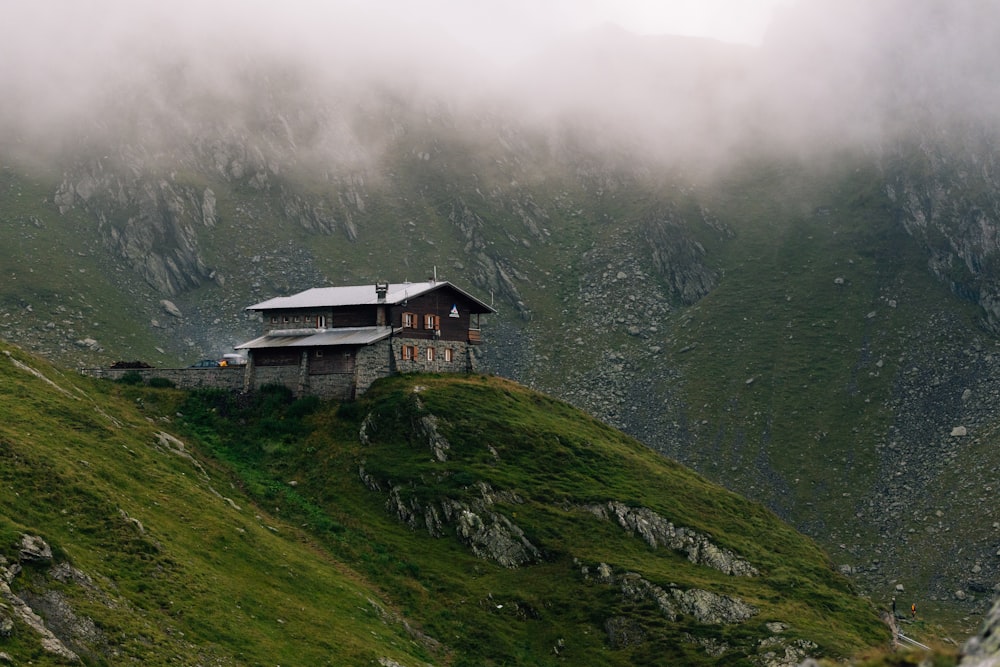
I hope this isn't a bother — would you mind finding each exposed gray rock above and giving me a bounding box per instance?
[585,501,759,576]
[618,572,678,621]
[18,535,52,563]
[160,300,183,318]
[74,338,100,351]
[616,568,758,624]
[605,615,646,649]
[884,137,1000,333]
[684,632,731,657]
[201,187,217,227]
[381,479,538,567]
[644,209,722,305]
[673,587,758,624]
[20,589,103,659]
[0,606,12,637]
[386,485,443,536]
[419,413,450,462]
[0,578,79,662]
[452,507,540,568]
[961,595,1000,666]
[754,637,818,667]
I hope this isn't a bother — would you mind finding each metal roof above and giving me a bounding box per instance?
[245,280,495,313]
[235,326,394,350]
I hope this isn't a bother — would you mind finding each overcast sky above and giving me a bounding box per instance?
[369,0,796,63]
[2,1,995,165]
[4,0,795,70]
[0,0,795,132]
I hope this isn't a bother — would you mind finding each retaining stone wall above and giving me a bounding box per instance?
[82,337,482,399]
[80,367,247,392]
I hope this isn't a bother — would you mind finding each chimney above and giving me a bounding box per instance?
[375,282,389,302]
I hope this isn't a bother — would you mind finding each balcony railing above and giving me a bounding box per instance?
[468,328,482,344]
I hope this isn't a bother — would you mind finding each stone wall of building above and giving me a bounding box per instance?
[80,367,247,391]
[356,343,392,395]
[253,365,300,393]
[305,373,357,401]
[82,337,482,399]
[389,337,475,375]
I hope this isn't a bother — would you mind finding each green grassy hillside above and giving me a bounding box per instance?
[0,341,890,664]
[0,343,436,666]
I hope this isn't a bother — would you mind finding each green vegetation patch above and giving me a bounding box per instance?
[172,371,888,665]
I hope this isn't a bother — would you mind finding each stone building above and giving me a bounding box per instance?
[234,280,495,399]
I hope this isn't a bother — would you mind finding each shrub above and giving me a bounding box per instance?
[286,395,320,419]
[117,371,144,385]
[336,400,363,421]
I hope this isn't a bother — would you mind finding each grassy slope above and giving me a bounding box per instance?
[175,372,889,665]
[0,163,180,366]
[667,158,982,514]
[0,342,435,666]
[667,159,898,500]
[0,339,889,664]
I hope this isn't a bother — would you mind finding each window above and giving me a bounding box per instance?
[401,345,416,361]
[426,347,435,361]
[293,315,301,323]
[282,315,290,323]
[424,314,440,330]
[317,315,327,328]
[270,315,278,324]
[402,312,416,328]
[443,348,453,362]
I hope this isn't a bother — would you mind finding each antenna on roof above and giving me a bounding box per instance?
[433,266,437,283]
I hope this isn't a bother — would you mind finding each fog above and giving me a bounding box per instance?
[2,0,998,167]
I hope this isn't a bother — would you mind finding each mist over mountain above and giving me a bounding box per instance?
[4,0,998,165]
[4,0,1000,634]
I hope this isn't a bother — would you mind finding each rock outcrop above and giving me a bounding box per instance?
[584,500,759,576]
[883,133,1000,332]
[379,479,540,568]
[961,595,1000,666]
[0,535,83,662]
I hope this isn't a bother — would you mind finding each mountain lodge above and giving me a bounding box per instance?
[234,280,496,399]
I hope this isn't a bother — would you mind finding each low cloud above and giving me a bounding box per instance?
[1,1,996,168]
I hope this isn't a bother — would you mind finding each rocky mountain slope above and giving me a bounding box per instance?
[3,0,1000,633]
[0,342,888,664]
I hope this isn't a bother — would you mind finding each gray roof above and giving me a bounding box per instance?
[235,326,394,350]
[245,280,495,313]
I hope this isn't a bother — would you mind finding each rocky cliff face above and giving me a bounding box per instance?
[962,595,1000,667]
[883,131,1000,331]
[56,171,216,295]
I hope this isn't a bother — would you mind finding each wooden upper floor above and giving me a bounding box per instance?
[247,281,494,344]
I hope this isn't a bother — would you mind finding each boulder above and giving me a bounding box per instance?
[160,300,183,318]
[961,595,1000,666]
[18,535,52,563]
